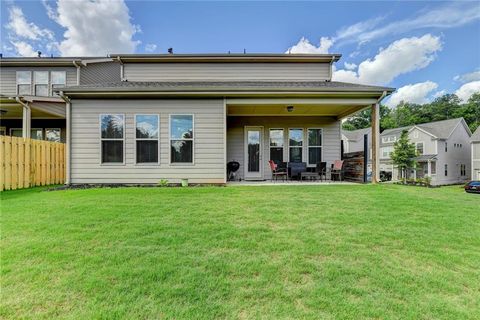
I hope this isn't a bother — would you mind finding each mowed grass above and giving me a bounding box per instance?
[1,184,479,319]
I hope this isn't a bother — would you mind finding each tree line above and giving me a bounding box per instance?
[342,93,480,133]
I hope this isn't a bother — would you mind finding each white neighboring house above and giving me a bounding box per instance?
[471,127,480,181]
[380,118,472,185]
[342,127,371,154]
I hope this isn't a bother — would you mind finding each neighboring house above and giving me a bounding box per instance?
[380,118,472,185]
[342,127,371,154]
[471,127,480,181]
[0,57,121,142]
[1,53,394,184]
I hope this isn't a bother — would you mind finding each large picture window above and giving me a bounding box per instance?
[307,128,322,165]
[16,71,31,95]
[136,114,159,163]
[289,128,303,162]
[100,114,124,164]
[269,129,284,164]
[170,115,193,163]
[34,71,49,96]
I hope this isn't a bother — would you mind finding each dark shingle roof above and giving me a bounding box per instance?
[58,81,394,93]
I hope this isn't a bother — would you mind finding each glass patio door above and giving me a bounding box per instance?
[244,126,263,180]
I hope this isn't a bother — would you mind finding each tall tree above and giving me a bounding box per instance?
[391,130,417,182]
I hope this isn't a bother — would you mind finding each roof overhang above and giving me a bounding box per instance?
[110,53,342,63]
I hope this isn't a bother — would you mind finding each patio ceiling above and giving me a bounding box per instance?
[226,98,377,119]
[0,98,66,119]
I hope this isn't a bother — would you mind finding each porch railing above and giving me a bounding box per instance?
[0,136,65,191]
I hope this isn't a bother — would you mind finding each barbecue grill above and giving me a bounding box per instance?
[227,161,240,181]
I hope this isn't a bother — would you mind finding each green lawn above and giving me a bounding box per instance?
[1,184,479,319]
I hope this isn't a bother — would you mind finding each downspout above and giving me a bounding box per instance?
[117,56,124,81]
[15,97,31,139]
[328,56,335,81]
[59,91,71,185]
[73,60,81,85]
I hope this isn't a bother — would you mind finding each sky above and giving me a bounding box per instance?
[1,0,480,106]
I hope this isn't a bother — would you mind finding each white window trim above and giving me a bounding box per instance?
[288,128,304,163]
[34,71,49,96]
[169,114,195,166]
[45,128,61,142]
[416,141,425,155]
[99,114,126,166]
[381,146,393,159]
[50,71,67,95]
[269,128,285,162]
[16,71,32,95]
[307,127,323,166]
[134,114,160,165]
[10,128,43,139]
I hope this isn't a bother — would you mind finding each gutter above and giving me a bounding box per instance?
[376,90,388,104]
[58,91,71,185]
[15,97,31,139]
[72,60,81,85]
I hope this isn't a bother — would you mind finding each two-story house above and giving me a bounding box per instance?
[0,57,121,142]
[471,127,480,181]
[379,118,472,185]
[1,53,394,185]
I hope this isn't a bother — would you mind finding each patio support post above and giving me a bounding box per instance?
[427,160,431,177]
[371,103,380,183]
[16,97,31,139]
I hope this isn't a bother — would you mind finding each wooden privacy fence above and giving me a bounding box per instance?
[0,136,66,191]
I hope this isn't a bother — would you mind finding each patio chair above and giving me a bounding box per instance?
[288,162,307,180]
[330,160,344,181]
[316,162,327,181]
[268,160,287,182]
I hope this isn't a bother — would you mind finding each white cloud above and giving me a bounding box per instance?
[286,36,333,54]
[333,34,442,85]
[455,81,480,102]
[454,70,480,83]
[385,81,439,107]
[11,41,37,57]
[41,0,57,21]
[145,43,157,53]
[6,6,55,41]
[338,2,480,46]
[433,90,446,99]
[55,0,139,56]
[344,62,357,71]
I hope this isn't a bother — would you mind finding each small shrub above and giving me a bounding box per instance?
[158,179,169,187]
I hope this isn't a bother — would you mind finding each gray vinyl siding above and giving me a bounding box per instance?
[70,99,226,184]
[124,63,331,81]
[227,116,341,180]
[0,66,77,96]
[80,62,121,84]
[473,142,480,180]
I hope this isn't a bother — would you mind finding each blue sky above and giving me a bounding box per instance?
[1,1,479,106]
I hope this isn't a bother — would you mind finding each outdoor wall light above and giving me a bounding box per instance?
[286,105,294,112]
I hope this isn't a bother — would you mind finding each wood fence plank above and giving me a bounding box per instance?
[25,139,30,188]
[0,137,4,191]
[18,139,24,189]
[11,137,18,190]
[5,137,11,190]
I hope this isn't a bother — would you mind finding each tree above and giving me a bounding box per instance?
[342,104,393,131]
[391,130,417,182]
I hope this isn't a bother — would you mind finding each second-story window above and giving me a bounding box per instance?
[416,142,424,155]
[16,71,31,95]
[34,71,49,96]
[51,71,66,95]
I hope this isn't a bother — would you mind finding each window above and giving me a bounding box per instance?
[16,71,31,95]
[416,142,424,155]
[170,115,193,163]
[289,128,303,162]
[381,136,396,143]
[460,164,466,176]
[269,129,284,164]
[135,115,159,163]
[10,128,43,140]
[51,71,66,94]
[100,114,124,163]
[307,128,322,165]
[444,164,448,176]
[34,71,49,96]
[381,146,394,159]
[431,161,436,175]
[445,142,448,152]
[46,128,61,142]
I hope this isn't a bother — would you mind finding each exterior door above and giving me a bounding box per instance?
[244,126,263,180]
